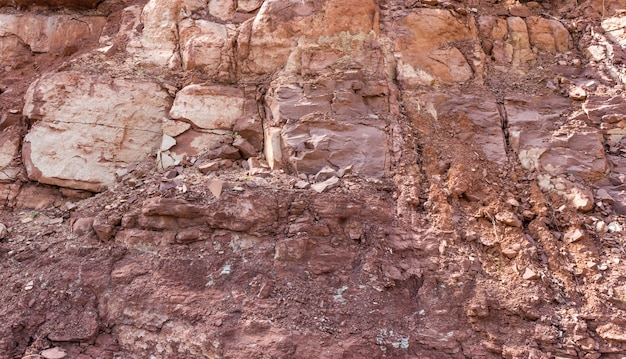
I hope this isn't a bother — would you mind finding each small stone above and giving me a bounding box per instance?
[198,160,219,174]
[607,222,623,233]
[232,136,257,159]
[295,180,310,189]
[311,176,339,193]
[569,86,587,100]
[24,280,34,291]
[41,347,67,359]
[506,198,520,207]
[0,223,7,239]
[564,228,585,243]
[161,135,176,151]
[522,268,539,280]
[336,164,353,178]
[596,221,607,233]
[208,178,224,198]
[464,230,477,241]
[314,166,337,182]
[495,211,522,227]
[502,243,521,259]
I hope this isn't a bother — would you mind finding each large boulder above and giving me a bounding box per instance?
[22,72,171,192]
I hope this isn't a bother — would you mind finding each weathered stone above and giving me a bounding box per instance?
[0,223,7,239]
[507,96,607,180]
[314,166,337,182]
[395,9,477,84]
[241,0,378,77]
[23,72,170,192]
[208,178,224,198]
[232,136,257,159]
[415,93,508,164]
[311,176,339,193]
[597,323,626,342]
[564,228,585,243]
[281,118,388,177]
[72,217,94,236]
[522,267,539,280]
[569,86,587,100]
[142,198,205,218]
[237,0,263,12]
[0,14,105,67]
[40,347,67,359]
[170,85,245,130]
[233,116,264,151]
[496,212,523,227]
[198,160,219,174]
[125,0,183,68]
[525,17,572,53]
[179,19,232,80]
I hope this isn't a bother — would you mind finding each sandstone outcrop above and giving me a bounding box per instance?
[0,0,625,358]
[22,72,170,192]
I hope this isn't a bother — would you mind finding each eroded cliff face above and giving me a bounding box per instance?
[1,0,626,358]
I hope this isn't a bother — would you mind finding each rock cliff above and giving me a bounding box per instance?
[0,0,626,358]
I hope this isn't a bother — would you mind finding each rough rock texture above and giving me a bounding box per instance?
[0,0,626,358]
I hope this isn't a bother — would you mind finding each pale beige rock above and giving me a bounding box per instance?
[564,228,585,243]
[41,347,67,359]
[125,0,182,68]
[162,120,191,138]
[311,176,339,193]
[22,72,170,192]
[179,19,232,80]
[522,267,539,280]
[170,85,245,130]
[506,17,536,67]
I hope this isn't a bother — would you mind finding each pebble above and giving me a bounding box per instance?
[0,223,7,239]
[41,347,67,359]
[311,176,339,193]
[208,178,224,198]
[24,281,34,291]
[564,228,585,243]
[607,222,623,233]
[495,211,522,227]
[522,268,539,280]
[569,86,587,100]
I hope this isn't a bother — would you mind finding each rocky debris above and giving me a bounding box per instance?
[311,176,339,193]
[0,222,7,239]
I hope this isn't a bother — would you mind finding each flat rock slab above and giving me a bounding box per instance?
[22,72,170,192]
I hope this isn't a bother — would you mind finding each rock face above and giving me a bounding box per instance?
[1,0,626,358]
[22,72,170,192]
